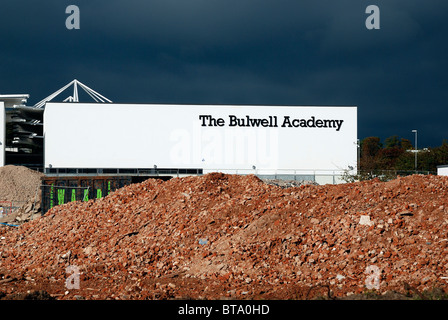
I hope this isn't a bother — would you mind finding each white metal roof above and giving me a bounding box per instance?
[33,79,112,108]
[0,94,29,108]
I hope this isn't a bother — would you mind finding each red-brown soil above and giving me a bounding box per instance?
[0,172,447,300]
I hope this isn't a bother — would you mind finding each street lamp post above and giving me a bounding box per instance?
[412,130,417,172]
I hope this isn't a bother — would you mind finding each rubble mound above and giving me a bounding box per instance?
[0,172,448,300]
[0,166,43,224]
[0,165,42,202]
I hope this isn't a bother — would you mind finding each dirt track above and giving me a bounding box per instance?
[0,172,448,300]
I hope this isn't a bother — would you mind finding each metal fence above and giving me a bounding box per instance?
[0,200,28,217]
[41,175,133,214]
[44,167,203,176]
[42,167,353,184]
[204,168,351,185]
[341,169,437,183]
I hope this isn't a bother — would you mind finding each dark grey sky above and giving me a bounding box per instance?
[1,0,447,147]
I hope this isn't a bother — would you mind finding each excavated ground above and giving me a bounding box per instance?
[0,172,448,300]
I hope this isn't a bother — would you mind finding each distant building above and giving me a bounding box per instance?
[437,165,448,176]
[2,80,358,185]
[0,93,43,167]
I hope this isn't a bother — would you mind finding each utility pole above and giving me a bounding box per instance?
[412,130,417,172]
[357,139,360,172]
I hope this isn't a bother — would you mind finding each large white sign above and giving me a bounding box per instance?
[44,103,357,174]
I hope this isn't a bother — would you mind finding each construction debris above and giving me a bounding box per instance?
[0,172,447,300]
[0,165,42,202]
[262,178,318,188]
[0,166,42,224]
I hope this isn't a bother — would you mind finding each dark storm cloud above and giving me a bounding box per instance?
[1,0,447,146]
